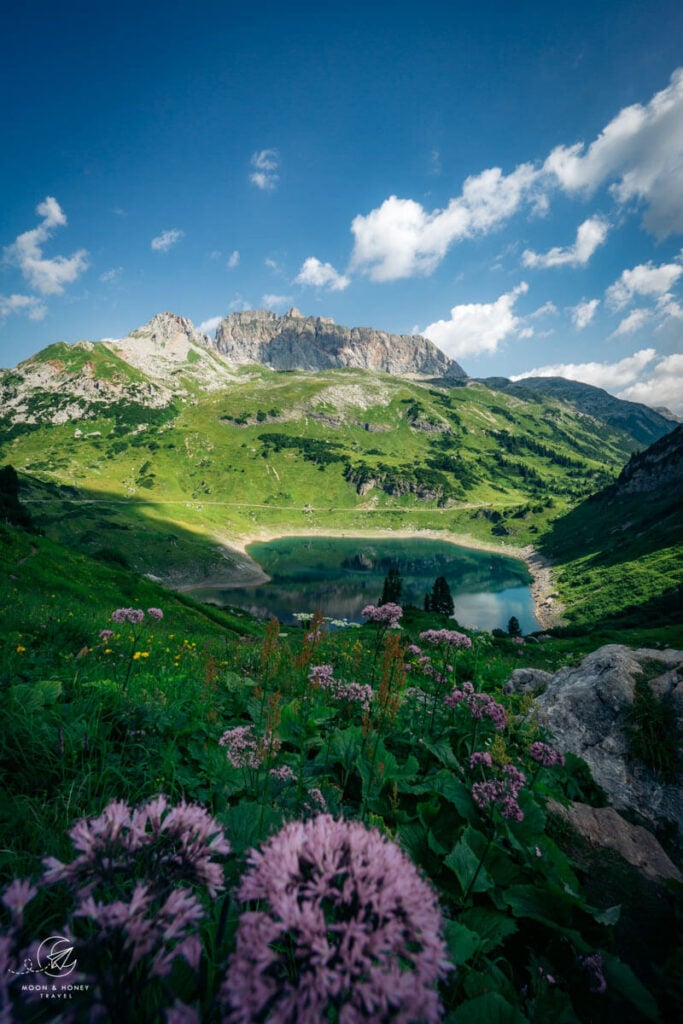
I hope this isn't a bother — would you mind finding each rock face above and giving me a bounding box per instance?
[505,645,683,835]
[214,308,465,378]
[609,423,683,497]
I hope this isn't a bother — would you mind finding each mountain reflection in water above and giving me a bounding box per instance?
[193,536,540,634]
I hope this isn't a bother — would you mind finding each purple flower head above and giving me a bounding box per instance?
[529,741,565,767]
[147,607,164,621]
[222,814,451,1024]
[469,751,493,769]
[99,628,114,640]
[362,603,403,628]
[419,629,472,649]
[580,953,607,995]
[308,664,335,690]
[111,607,145,625]
[42,794,230,899]
[472,762,526,822]
[219,725,281,770]
[444,684,507,729]
[407,644,422,656]
[1,878,38,929]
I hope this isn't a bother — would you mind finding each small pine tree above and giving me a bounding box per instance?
[507,615,522,638]
[379,567,403,606]
[429,576,454,617]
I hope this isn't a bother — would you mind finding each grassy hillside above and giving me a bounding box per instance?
[1,362,680,625]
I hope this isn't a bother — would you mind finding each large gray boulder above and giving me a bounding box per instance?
[506,645,683,835]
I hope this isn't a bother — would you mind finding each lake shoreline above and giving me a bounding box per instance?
[176,526,565,631]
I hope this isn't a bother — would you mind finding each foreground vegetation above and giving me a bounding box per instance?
[1,519,681,1023]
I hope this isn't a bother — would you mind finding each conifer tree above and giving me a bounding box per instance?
[379,567,402,606]
[507,615,522,637]
[428,576,454,617]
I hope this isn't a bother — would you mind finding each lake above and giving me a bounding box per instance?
[193,536,540,633]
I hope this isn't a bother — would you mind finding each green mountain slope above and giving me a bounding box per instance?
[541,425,683,626]
[2,315,681,629]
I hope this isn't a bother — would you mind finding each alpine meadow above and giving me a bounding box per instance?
[2,3,683,1022]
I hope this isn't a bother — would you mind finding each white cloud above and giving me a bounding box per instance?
[261,293,292,309]
[3,196,89,296]
[544,68,683,237]
[610,308,652,337]
[151,229,184,252]
[250,149,279,190]
[511,347,657,390]
[346,72,683,284]
[528,301,558,319]
[617,353,683,414]
[99,267,123,283]
[227,249,240,269]
[0,293,47,321]
[295,256,350,291]
[606,259,683,308]
[522,215,609,269]
[571,298,600,329]
[199,315,223,335]
[265,257,281,272]
[350,163,540,281]
[423,282,529,358]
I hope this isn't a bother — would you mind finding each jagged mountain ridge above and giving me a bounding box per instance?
[214,307,465,378]
[608,423,683,497]
[481,375,677,448]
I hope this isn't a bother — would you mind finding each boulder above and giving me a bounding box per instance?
[508,645,683,836]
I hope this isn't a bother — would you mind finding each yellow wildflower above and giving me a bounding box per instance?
[16,645,26,653]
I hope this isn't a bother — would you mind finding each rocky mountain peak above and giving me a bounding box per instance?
[213,308,465,378]
[128,312,209,348]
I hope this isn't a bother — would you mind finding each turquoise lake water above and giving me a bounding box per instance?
[195,536,540,633]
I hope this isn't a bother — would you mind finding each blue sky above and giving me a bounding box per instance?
[2,0,683,412]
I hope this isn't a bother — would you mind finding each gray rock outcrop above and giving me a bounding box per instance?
[213,308,465,378]
[505,645,683,834]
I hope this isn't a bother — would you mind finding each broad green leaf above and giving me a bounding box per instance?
[432,770,478,822]
[443,920,481,965]
[459,907,518,954]
[445,828,494,895]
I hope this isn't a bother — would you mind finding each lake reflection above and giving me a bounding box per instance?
[193,536,540,634]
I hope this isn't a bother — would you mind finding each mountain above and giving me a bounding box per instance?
[541,425,683,626]
[480,375,677,448]
[214,307,465,378]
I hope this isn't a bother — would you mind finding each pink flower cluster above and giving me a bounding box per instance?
[221,814,451,1023]
[361,602,403,628]
[472,763,526,822]
[219,725,281,769]
[419,629,472,649]
[469,751,493,769]
[529,741,565,767]
[444,681,507,730]
[580,952,607,994]
[110,607,164,625]
[111,607,145,624]
[308,664,373,709]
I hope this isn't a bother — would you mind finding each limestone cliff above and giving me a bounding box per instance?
[213,308,465,378]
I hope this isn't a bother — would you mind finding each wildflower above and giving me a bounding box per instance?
[407,644,422,655]
[362,602,403,628]
[469,751,493,769]
[472,763,526,822]
[269,764,297,783]
[580,952,607,995]
[529,741,565,767]
[1,879,37,929]
[419,629,472,649]
[221,815,451,1024]
[147,607,164,620]
[219,725,280,770]
[444,682,507,729]
[111,607,145,625]
[99,629,114,640]
[15,645,26,654]
[308,664,335,689]
[42,794,231,898]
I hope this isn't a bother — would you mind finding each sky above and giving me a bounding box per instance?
[2,0,683,413]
